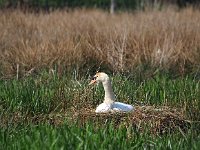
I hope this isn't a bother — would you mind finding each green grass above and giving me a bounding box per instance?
[0,123,200,150]
[0,71,200,149]
[1,72,199,115]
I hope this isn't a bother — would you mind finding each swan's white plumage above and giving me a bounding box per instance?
[95,103,112,113]
[112,102,134,112]
[95,102,133,113]
[90,72,134,113]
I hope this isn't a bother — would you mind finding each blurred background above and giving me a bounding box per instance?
[0,0,200,11]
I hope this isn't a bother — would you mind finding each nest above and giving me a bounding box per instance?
[71,106,191,135]
[1,105,191,135]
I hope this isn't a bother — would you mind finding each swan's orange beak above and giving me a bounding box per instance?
[89,79,96,85]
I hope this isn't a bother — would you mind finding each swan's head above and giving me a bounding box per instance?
[89,72,110,85]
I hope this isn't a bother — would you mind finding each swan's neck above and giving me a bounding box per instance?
[102,79,115,104]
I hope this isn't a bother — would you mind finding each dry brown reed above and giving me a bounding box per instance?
[0,8,200,78]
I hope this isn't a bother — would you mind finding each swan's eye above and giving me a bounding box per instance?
[92,76,97,80]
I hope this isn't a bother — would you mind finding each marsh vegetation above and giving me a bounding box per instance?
[0,7,200,149]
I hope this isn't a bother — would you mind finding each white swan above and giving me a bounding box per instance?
[89,72,134,113]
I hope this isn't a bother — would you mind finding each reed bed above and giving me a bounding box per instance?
[0,8,200,78]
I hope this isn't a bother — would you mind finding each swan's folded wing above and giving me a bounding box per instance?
[112,102,134,112]
[95,103,112,113]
